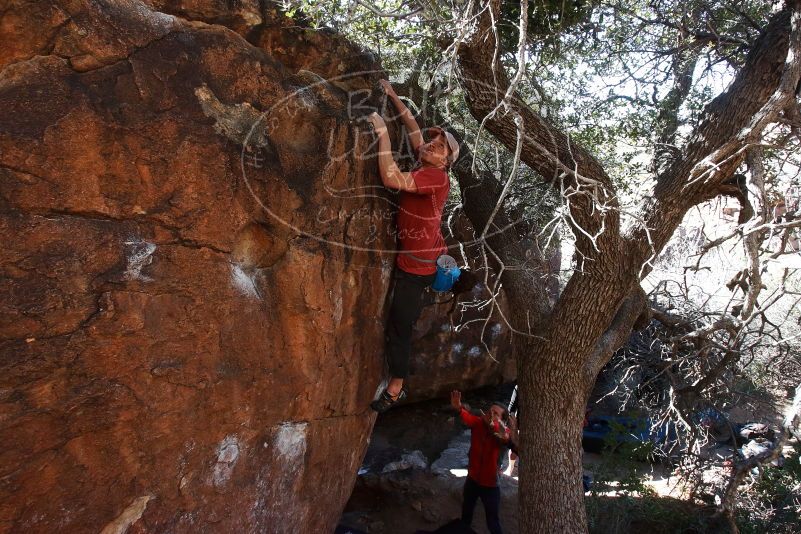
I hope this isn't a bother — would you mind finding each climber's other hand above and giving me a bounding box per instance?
[379,79,397,99]
[367,112,387,136]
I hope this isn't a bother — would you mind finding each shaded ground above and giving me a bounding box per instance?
[586,495,720,534]
[340,469,722,534]
[341,469,519,534]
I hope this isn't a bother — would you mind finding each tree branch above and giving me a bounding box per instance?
[629,4,801,270]
[456,0,621,261]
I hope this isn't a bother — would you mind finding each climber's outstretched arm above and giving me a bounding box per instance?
[367,112,418,193]
[380,80,423,153]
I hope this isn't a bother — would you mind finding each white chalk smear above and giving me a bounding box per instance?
[274,422,308,463]
[230,263,260,299]
[124,239,156,281]
[212,435,241,487]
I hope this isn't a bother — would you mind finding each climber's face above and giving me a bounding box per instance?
[419,127,451,170]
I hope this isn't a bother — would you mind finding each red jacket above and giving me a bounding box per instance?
[460,408,509,487]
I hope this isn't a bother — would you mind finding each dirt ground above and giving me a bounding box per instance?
[341,469,520,534]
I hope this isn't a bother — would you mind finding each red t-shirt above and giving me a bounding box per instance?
[460,408,509,487]
[396,166,450,275]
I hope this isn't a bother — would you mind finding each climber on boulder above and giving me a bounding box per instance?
[367,79,459,413]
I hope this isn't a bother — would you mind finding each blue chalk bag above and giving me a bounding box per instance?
[432,254,461,292]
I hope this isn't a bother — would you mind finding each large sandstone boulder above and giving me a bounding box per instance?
[0,1,515,532]
[0,1,393,532]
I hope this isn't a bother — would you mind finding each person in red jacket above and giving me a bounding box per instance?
[367,80,460,413]
[451,390,509,534]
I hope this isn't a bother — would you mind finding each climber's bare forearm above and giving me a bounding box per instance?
[376,132,417,193]
[387,94,423,153]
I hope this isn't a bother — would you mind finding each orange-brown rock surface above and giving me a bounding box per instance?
[0,1,393,532]
[0,1,514,532]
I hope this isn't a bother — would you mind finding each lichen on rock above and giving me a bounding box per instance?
[194,84,271,147]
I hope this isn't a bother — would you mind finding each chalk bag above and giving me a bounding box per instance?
[432,254,461,292]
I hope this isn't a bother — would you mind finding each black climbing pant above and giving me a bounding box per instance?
[385,268,436,379]
[461,476,502,534]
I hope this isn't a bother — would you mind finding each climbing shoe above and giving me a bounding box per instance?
[370,388,407,413]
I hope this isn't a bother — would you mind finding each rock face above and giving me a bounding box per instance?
[0,2,514,532]
[407,271,513,402]
[0,1,393,532]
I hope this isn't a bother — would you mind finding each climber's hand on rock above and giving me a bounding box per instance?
[367,112,387,136]
[450,390,462,411]
[379,79,397,99]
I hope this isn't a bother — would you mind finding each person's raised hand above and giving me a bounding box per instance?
[450,390,462,411]
[493,419,509,440]
[379,79,397,99]
[367,112,387,136]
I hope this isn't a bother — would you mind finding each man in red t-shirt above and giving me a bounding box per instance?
[367,80,459,413]
[451,390,509,534]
